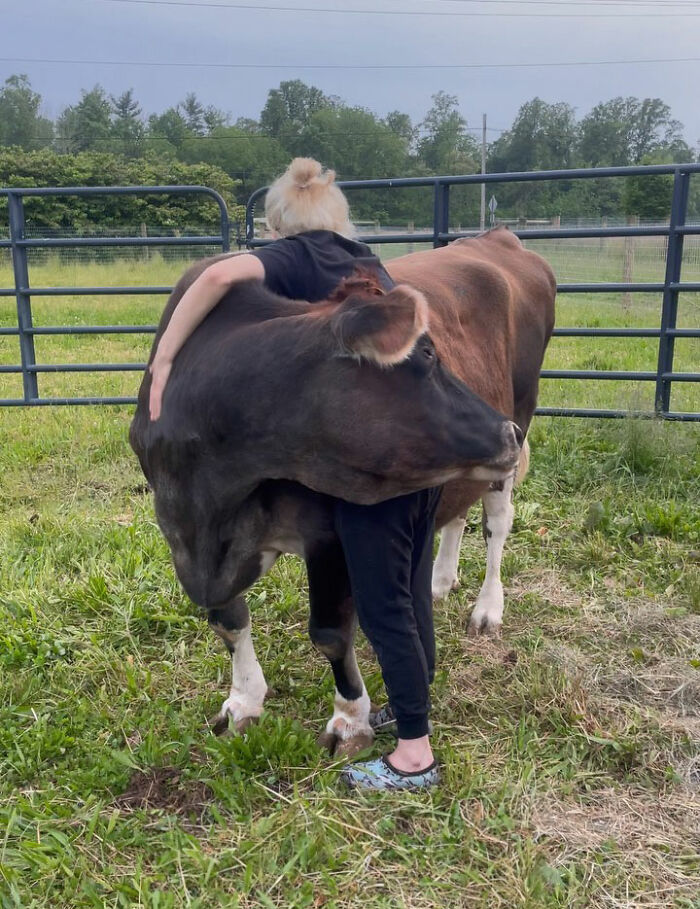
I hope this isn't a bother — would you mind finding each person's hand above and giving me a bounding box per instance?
[149,357,172,421]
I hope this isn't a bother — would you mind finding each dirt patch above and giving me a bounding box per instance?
[532,785,700,851]
[115,767,213,821]
[599,661,700,717]
[509,569,700,647]
[445,637,520,708]
[509,568,584,612]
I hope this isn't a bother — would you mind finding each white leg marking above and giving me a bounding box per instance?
[325,686,372,741]
[216,622,268,725]
[324,650,371,742]
[468,474,515,636]
[432,516,467,600]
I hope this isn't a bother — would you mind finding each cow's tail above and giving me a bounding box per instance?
[514,437,530,487]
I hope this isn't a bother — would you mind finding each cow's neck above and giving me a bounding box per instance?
[255,480,335,561]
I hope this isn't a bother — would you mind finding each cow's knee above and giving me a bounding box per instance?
[309,623,351,662]
[208,596,250,653]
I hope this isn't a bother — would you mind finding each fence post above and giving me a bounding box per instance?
[8,191,38,403]
[407,219,414,254]
[140,222,149,261]
[220,200,231,253]
[432,182,450,248]
[655,169,690,418]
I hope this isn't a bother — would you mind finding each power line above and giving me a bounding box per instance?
[87,0,700,16]
[42,126,506,140]
[2,54,699,70]
[429,0,700,6]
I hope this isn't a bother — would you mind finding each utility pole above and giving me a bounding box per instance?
[480,113,487,231]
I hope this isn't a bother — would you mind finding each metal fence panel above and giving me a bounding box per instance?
[1,169,698,418]
[0,185,229,406]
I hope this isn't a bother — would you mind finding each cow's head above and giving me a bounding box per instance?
[313,277,522,494]
[130,271,521,606]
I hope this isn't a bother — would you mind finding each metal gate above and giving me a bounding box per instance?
[1,167,698,418]
[0,185,229,406]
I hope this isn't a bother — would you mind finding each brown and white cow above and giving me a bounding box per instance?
[130,227,555,756]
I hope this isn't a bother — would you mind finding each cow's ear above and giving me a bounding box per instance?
[330,285,429,367]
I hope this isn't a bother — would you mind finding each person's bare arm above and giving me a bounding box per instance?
[149,253,265,420]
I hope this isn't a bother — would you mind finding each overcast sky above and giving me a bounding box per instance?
[4,0,699,148]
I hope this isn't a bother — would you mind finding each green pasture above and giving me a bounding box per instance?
[1,249,699,907]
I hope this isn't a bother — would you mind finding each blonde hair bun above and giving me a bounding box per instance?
[288,157,335,189]
[264,157,355,238]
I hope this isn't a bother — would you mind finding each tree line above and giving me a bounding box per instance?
[1,73,697,229]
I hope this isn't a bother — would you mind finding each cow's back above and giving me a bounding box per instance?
[388,228,556,523]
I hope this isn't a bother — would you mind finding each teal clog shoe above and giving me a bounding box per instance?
[340,754,440,791]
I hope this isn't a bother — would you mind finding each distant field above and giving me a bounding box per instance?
[1,242,698,414]
[1,247,699,906]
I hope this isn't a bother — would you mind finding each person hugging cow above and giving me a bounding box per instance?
[148,158,442,791]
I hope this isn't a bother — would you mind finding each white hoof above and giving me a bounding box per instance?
[325,689,372,741]
[432,574,460,600]
[319,689,374,760]
[219,692,265,724]
[211,690,266,736]
[468,582,504,637]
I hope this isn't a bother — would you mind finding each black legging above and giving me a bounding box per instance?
[333,486,442,740]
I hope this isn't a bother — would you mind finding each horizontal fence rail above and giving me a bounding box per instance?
[1,168,698,418]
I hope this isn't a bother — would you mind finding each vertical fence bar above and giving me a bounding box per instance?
[219,201,231,253]
[8,191,38,403]
[655,169,690,417]
[432,181,450,248]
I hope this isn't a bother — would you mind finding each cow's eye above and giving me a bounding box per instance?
[422,345,435,360]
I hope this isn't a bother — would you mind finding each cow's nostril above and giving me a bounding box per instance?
[511,422,524,448]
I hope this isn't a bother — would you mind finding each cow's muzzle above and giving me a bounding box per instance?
[464,420,523,482]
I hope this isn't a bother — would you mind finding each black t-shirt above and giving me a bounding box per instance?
[250,230,394,302]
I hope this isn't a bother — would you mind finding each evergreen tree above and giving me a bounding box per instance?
[111,89,144,158]
[417,92,478,173]
[57,86,112,152]
[180,93,206,135]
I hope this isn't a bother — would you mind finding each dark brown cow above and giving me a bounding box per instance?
[130,228,555,755]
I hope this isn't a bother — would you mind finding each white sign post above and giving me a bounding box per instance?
[488,195,498,227]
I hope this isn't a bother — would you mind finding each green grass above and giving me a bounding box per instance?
[1,253,700,907]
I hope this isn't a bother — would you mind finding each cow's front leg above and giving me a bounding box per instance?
[306,543,373,759]
[432,515,467,599]
[208,595,268,735]
[468,474,515,636]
